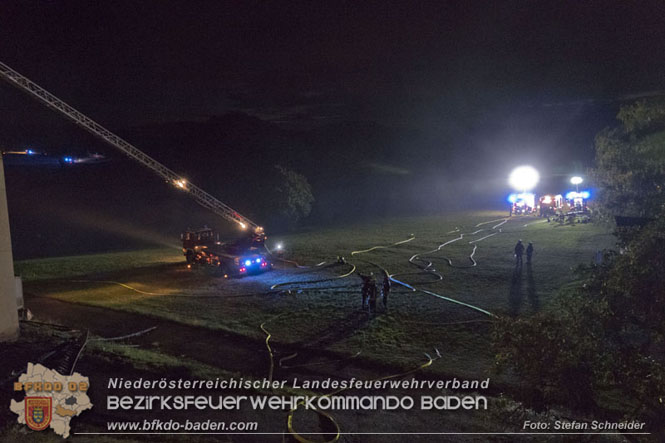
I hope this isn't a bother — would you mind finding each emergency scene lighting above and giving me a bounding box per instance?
[508,165,539,192]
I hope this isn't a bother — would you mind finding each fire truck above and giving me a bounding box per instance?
[0,62,270,277]
[538,194,563,217]
[565,191,590,213]
[509,192,536,215]
[182,228,272,277]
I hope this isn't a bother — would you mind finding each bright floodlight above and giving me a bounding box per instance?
[571,176,583,185]
[509,166,539,192]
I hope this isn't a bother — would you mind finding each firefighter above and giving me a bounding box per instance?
[509,204,513,217]
[382,271,391,310]
[526,242,534,264]
[368,276,378,315]
[360,275,370,310]
[514,240,524,267]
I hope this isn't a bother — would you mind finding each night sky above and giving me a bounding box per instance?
[3,2,664,126]
[2,1,665,257]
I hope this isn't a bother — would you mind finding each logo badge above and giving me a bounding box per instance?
[25,397,52,431]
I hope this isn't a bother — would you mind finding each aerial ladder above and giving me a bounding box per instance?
[0,61,263,236]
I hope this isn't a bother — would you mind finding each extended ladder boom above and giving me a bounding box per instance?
[0,61,261,233]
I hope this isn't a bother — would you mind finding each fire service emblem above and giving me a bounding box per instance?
[25,397,52,431]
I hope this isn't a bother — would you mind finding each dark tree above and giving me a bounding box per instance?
[593,99,665,237]
[261,165,314,230]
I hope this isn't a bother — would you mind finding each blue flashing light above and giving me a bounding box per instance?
[63,156,74,163]
[26,149,34,155]
[256,258,261,264]
[566,190,591,200]
[244,259,252,266]
[508,192,535,205]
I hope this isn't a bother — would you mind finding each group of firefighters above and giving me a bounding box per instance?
[513,239,534,266]
[359,272,390,314]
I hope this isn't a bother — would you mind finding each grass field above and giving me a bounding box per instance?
[20,211,615,385]
[15,247,183,281]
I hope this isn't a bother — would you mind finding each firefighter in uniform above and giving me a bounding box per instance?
[514,240,525,267]
[360,275,369,310]
[368,276,378,315]
[526,242,534,264]
[382,272,391,310]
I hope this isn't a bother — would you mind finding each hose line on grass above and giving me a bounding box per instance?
[69,326,158,375]
[281,229,492,441]
[70,279,170,296]
[408,230,482,273]
[350,235,416,255]
[271,235,417,291]
[260,314,283,383]
[475,217,508,227]
[269,217,550,441]
[263,236,418,381]
[389,219,512,318]
[269,263,357,290]
[286,350,440,443]
[59,214,540,443]
[365,232,500,318]
[260,236,419,442]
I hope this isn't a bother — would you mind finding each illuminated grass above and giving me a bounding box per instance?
[15,248,182,282]
[23,211,615,380]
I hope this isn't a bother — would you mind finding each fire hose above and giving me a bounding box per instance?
[281,221,511,441]
[382,218,512,318]
[361,233,502,318]
[70,279,170,296]
[286,350,441,443]
[281,218,520,440]
[384,219,506,287]
[262,236,419,382]
[277,330,367,370]
[268,223,502,391]
[66,215,531,442]
[69,326,157,375]
[261,236,422,442]
[276,228,503,442]
[269,263,357,290]
[269,235,420,290]
[258,236,422,407]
